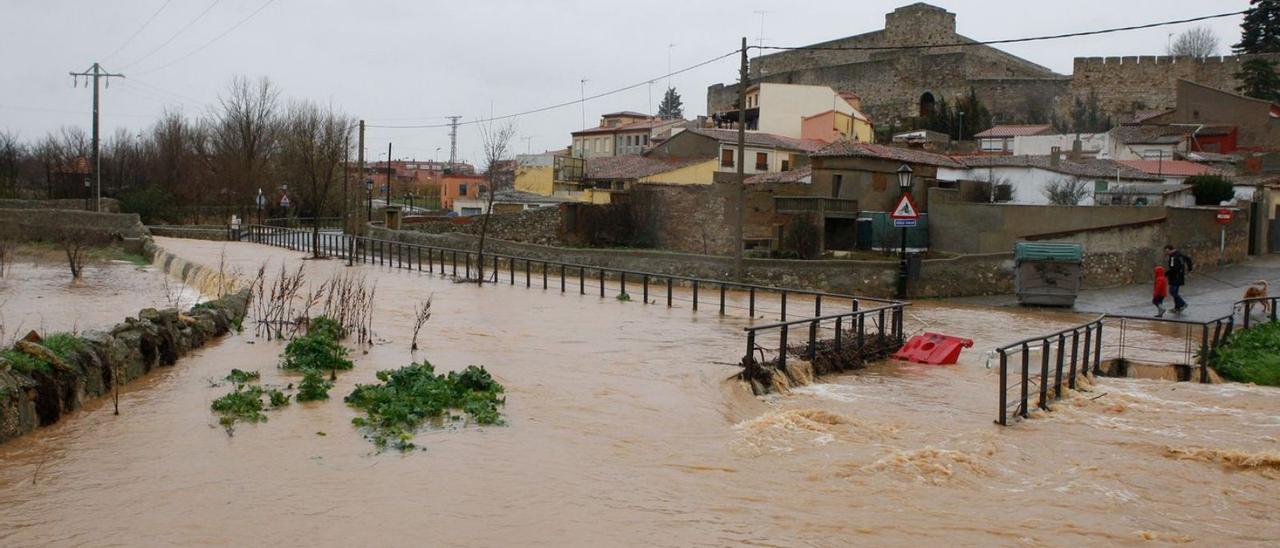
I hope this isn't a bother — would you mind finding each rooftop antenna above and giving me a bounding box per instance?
[667,43,677,89]
[753,10,773,59]
[580,78,589,130]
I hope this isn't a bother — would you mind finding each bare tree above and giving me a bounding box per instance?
[474,120,517,285]
[1043,176,1090,206]
[276,100,353,258]
[410,295,432,351]
[55,227,93,279]
[0,130,22,198]
[209,76,280,219]
[1168,27,1220,58]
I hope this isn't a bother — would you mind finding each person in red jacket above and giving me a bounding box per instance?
[1152,265,1169,318]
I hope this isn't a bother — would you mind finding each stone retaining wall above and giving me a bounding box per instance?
[369,226,1016,298]
[0,208,147,244]
[0,198,121,213]
[0,250,250,444]
[148,225,230,241]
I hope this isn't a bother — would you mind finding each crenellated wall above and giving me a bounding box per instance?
[1066,54,1280,119]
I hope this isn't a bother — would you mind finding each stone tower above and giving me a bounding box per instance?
[883,3,957,46]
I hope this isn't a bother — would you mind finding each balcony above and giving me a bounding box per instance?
[774,197,859,218]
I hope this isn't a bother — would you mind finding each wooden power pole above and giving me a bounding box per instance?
[734,38,748,281]
[69,63,124,212]
[357,120,365,229]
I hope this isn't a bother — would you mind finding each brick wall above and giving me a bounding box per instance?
[406,206,564,246]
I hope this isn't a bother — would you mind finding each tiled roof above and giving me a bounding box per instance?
[681,127,827,152]
[585,155,706,180]
[1114,160,1221,178]
[973,124,1054,138]
[572,117,685,136]
[602,111,650,118]
[959,155,1162,181]
[811,142,964,167]
[745,166,813,185]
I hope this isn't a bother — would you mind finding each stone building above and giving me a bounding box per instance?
[707,2,1280,129]
[707,3,1069,126]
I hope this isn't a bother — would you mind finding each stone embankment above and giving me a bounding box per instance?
[0,239,251,444]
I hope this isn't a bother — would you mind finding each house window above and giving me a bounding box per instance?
[721,149,734,168]
[643,135,649,145]
[459,183,468,195]
[832,174,843,198]
[755,152,768,171]
[781,159,791,172]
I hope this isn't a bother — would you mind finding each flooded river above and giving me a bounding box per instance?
[1,237,1277,546]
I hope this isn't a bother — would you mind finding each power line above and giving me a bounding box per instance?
[366,49,739,129]
[760,10,1247,52]
[118,0,222,70]
[127,77,206,105]
[0,103,153,118]
[103,0,174,62]
[132,0,278,76]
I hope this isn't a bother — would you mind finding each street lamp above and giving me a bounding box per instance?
[406,191,416,212]
[83,177,91,211]
[256,188,265,225]
[896,164,914,299]
[365,179,374,223]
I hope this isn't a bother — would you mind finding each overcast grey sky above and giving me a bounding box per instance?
[0,0,1250,166]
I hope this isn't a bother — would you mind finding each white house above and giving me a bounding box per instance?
[938,154,1166,205]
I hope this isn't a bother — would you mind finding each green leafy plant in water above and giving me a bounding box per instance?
[210,385,267,433]
[1211,322,1280,386]
[225,368,261,384]
[268,388,290,407]
[280,333,352,372]
[345,362,505,451]
[308,316,344,341]
[297,369,333,402]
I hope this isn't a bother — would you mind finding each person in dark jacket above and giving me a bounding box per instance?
[1163,244,1192,313]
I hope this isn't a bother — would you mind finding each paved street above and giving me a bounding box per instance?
[950,254,1280,322]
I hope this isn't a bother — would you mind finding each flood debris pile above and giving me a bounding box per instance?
[345,362,505,451]
[0,289,250,444]
[739,333,902,395]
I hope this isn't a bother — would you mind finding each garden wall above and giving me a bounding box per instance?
[0,198,121,213]
[0,208,147,243]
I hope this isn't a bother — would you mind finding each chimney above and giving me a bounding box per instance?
[1050,146,1062,167]
[1070,138,1083,161]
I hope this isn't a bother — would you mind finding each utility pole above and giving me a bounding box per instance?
[69,63,124,212]
[446,115,461,167]
[667,43,676,90]
[580,79,589,130]
[357,120,366,228]
[385,142,393,209]
[734,37,747,281]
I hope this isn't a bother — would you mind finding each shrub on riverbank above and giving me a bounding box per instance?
[345,362,505,451]
[1212,322,1280,386]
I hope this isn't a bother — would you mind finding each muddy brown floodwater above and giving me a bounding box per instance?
[1,237,1277,546]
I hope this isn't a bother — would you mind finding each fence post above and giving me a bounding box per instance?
[526,259,531,288]
[808,320,818,360]
[815,294,822,317]
[560,264,566,292]
[542,262,547,289]
[781,291,787,321]
[1020,343,1030,418]
[620,272,626,296]
[452,250,458,277]
[465,253,471,279]
[1093,321,1103,375]
[1039,340,1050,410]
[745,330,755,365]
[719,284,726,316]
[835,317,843,352]
[1054,334,1065,401]
[749,288,756,318]
[643,275,649,304]
[692,280,699,311]
[599,269,605,298]
[1068,329,1080,389]
[666,277,672,307]
[998,350,1009,425]
[779,325,788,371]
[580,266,585,295]
[1199,325,1211,384]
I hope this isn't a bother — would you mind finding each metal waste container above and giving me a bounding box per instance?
[855,218,874,250]
[1015,242,1083,307]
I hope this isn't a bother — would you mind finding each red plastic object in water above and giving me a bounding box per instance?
[891,332,974,365]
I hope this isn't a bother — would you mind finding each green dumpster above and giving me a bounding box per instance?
[1015,242,1083,307]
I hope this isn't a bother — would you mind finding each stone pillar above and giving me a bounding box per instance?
[385,205,403,231]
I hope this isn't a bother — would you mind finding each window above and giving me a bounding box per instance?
[458,183,468,195]
[980,139,1002,152]
[643,135,649,145]
[832,174,843,198]
[781,159,791,172]
[461,207,481,216]
[755,152,768,171]
[721,149,734,168]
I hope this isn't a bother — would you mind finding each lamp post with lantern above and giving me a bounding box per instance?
[365,179,374,224]
[895,164,914,299]
[256,188,265,225]
[83,177,91,211]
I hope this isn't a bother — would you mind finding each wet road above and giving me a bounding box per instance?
[0,238,1277,546]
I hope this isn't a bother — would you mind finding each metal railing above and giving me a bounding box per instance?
[741,302,906,372]
[238,224,904,334]
[1234,296,1279,329]
[1106,313,1234,384]
[261,217,343,230]
[995,317,1103,426]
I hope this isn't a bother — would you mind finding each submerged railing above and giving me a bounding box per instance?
[1234,296,1279,329]
[741,304,905,372]
[995,312,1236,426]
[237,224,906,353]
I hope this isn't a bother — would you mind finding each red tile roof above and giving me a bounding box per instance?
[683,128,827,153]
[585,155,706,180]
[959,155,1162,180]
[1114,160,1220,178]
[811,142,965,167]
[973,124,1054,138]
[572,117,684,136]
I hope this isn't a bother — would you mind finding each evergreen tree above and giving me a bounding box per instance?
[954,87,992,140]
[1235,0,1280,54]
[657,87,684,119]
[1237,58,1280,102]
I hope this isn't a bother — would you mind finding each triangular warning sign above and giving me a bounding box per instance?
[890,193,919,220]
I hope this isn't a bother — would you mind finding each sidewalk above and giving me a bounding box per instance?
[948,255,1280,322]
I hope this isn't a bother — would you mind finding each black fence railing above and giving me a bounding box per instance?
[238,224,905,337]
[741,302,906,373]
[995,317,1103,426]
[1234,296,1279,330]
[262,217,343,230]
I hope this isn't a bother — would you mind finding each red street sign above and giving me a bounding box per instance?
[891,193,920,220]
[1216,208,1232,224]
[280,194,291,208]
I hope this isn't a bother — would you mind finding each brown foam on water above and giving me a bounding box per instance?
[861,446,990,485]
[1136,530,1195,543]
[1164,446,1280,475]
[732,408,897,456]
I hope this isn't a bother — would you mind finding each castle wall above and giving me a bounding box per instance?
[1067,54,1280,119]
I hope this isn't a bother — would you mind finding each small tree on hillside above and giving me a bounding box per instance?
[1236,58,1280,103]
[658,87,684,119]
[1168,27,1221,58]
[1235,0,1280,54]
[1188,175,1236,205]
[474,120,518,285]
[1044,177,1090,206]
